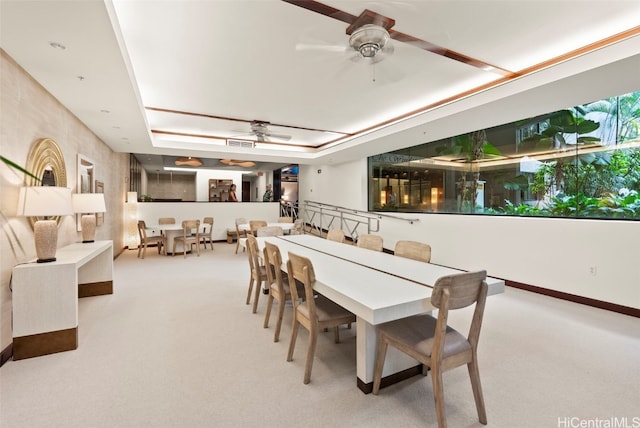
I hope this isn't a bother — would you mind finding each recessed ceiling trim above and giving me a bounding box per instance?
[151,129,318,149]
[315,24,640,151]
[146,106,350,135]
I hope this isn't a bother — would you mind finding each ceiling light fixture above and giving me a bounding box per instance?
[220,159,256,168]
[175,156,202,167]
[349,24,390,58]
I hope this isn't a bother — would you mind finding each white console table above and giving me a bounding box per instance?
[11,240,113,360]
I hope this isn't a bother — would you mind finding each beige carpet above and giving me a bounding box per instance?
[1,241,638,428]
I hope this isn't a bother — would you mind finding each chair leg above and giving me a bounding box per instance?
[287,319,299,362]
[468,359,487,424]
[141,243,147,259]
[235,238,240,254]
[246,278,254,305]
[372,336,388,395]
[137,243,142,258]
[251,278,262,313]
[303,328,318,384]
[263,294,274,328]
[274,298,286,342]
[431,366,447,428]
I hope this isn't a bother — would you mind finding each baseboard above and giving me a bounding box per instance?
[357,364,423,394]
[0,343,13,367]
[506,280,639,318]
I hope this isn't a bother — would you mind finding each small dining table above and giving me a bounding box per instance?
[252,234,505,393]
[146,223,207,255]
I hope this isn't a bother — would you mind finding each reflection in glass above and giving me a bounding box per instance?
[368,90,640,220]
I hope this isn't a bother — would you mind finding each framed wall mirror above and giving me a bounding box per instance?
[24,137,68,229]
[76,154,95,231]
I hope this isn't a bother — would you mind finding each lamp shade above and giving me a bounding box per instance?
[72,193,106,214]
[17,186,73,217]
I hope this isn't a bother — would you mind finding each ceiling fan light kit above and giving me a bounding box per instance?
[349,24,390,58]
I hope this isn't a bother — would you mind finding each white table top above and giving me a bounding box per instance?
[277,234,505,295]
[13,240,113,269]
[255,234,504,325]
[238,222,294,231]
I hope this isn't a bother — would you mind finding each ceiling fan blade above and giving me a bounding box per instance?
[266,132,292,141]
[296,42,348,53]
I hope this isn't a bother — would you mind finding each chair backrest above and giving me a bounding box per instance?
[286,252,317,317]
[264,241,285,296]
[326,229,345,243]
[278,216,293,223]
[257,226,284,237]
[357,234,383,251]
[235,217,247,236]
[181,219,200,239]
[394,240,432,263]
[158,217,176,225]
[246,235,262,274]
[292,219,304,235]
[137,220,147,240]
[431,270,488,349]
[203,217,214,234]
[249,220,267,235]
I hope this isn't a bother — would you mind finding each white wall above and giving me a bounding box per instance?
[298,163,640,309]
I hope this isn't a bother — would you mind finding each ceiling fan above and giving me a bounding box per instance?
[233,121,292,142]
[287,2,512,76]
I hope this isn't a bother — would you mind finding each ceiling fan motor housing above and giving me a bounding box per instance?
[349,24,390,58]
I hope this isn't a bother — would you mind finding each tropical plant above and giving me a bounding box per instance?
[1,155,41,259]
[438,130,502,212]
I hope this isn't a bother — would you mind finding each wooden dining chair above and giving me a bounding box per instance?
[263,241,300,342]
[235,217,248,254]
[357,234,383,251]
[394,240,432,263]
[326,229,345,243]
[245,235,267,314]
[136,220,165,258]
[200,217,214,250]
[372,270,489,428]
[172,219,200,258]
[257,226,283,237]
[249,220,267,236]
[286,251,356,384]
[158,217,176,225]
[291,219,304,235]
[158,217,176,248]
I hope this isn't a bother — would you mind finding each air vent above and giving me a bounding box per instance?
[227,139,254,148]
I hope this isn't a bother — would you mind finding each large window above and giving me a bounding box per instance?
[369,91,640,220]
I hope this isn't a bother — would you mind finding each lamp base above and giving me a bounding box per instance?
[82,240,95,243]
[34,219,58,263]
[81,214,97,243]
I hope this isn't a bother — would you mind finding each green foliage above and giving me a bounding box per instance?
[493,190,640,219]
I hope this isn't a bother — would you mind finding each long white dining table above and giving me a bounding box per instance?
[256,234,505,393]
[238,222,295,233]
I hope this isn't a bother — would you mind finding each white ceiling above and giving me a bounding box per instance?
[1,0,639,174]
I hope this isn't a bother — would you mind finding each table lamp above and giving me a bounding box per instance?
[17,186,74,263]
[72,193,106,243]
